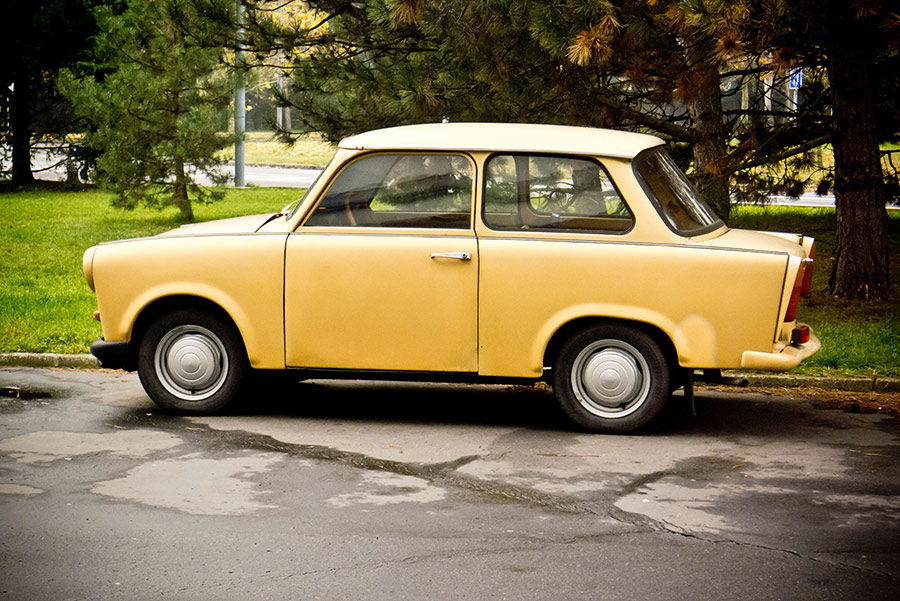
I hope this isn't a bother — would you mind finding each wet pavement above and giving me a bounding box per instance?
[0,367,898,600]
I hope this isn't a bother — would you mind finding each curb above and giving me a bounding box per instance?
[725,371,900,393]
[0,353,99,369]
[0,353,897,392]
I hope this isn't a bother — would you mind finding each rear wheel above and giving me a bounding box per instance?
[553,325,670,433]
[137,309,247,413]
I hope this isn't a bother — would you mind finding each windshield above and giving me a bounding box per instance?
[284,168,326,219]
[634,148,722,235]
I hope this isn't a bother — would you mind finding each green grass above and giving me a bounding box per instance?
[730,205,900,377]
[0,191,897,377]
[0,186,304,354]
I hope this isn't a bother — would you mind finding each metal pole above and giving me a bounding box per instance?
[276,70,284,130]
[234,0,246,188]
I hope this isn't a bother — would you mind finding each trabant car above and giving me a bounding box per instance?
[83,123,820,432]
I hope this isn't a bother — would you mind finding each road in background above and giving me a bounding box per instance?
[761,193,839,208]
[8,149,323,189]
[11,148,845,206]
[207,163,322,188]
[0,367,898,600]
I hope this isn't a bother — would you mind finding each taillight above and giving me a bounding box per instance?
[791,324,810,345]
[800,243,815,296]
[784,263,805,322]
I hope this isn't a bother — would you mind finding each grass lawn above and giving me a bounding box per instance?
[0,187,897,377]
[0,185,304,354]
[219,132,336,166]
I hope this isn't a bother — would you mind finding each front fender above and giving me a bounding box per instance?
[92,234,287,370]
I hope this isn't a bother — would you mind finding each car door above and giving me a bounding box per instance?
[476,153,638,377]
[284,152,478,372]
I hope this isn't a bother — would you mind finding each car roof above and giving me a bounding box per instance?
[338,122,665,159]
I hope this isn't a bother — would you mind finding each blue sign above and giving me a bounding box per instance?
[789,68,803,90]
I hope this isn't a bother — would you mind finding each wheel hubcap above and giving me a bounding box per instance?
[154,325,228,401]
[570,339,650,419]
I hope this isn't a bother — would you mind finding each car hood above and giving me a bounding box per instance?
[156,213,278,237]
[701,228,806,256]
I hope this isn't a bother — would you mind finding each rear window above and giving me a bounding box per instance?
[634,148,722,235]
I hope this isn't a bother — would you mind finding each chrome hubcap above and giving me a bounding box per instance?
[570,339,650,419]
[154,325,228,401]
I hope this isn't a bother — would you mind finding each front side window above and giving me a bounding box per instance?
[483,154,633,233]
[304,153,473,229]
[634,148,722,235]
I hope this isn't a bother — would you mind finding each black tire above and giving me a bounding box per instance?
[137,309,248,414]
[553,324,670,433]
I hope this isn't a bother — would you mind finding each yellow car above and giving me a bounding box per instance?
[83,123,819,432]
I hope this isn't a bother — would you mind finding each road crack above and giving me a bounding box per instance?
[124,415,899,583]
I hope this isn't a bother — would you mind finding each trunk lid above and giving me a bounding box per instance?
[698,228,806,256]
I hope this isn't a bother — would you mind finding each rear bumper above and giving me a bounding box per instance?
[90,339,132,371]
[740,325,821,371]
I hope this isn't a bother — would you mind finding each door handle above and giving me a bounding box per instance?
[431,251,471,261]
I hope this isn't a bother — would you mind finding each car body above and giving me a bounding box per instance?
[83,123,820,432]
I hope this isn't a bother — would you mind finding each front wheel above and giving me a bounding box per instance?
[553,325,670,433]
[137,309,248,413]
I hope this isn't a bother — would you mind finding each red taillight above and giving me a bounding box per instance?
[784,263,804,322]
[800,243,815,296]
[791,325,810,345]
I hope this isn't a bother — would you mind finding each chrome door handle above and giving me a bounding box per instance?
[431,251,471,261]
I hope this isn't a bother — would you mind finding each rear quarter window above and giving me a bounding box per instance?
[633,148,723,236]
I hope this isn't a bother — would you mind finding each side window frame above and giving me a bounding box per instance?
[299,151,478,231]
[480,152,635,235]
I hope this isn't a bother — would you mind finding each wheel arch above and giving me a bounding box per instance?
[542,316,680,379]
[126,295,242,370]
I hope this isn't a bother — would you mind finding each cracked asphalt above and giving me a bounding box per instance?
[0,367,898,600]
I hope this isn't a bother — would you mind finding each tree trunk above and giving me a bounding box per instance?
[173,157,195,222]
[10,76,35,184]
[826,18,890,300]
[686,58,730,222]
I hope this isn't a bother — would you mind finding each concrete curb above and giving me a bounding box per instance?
[0,353,897,392]
[0,353,99,369]
[725,371,900,393]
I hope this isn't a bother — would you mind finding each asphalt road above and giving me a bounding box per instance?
[0,367,897,600]
[207,162,323,188]
[17,148,841,206]
[16,149,323,189]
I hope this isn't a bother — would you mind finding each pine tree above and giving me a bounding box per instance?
[232,0,897,298]
[263,1,834,220]
[1,0,103,184]
[721,0,897,300]
[823,3,892,300]
[260,0,900,299]
[60,0,237,222]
